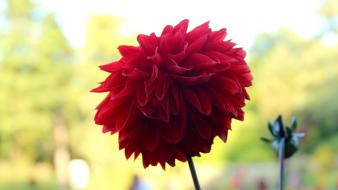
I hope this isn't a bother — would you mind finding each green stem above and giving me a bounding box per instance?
[279,137,285,190]
[187,156,201,190]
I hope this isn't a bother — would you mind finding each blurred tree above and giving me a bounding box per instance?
[0,0,77,189]
[250,26,338,153]
[318,0,338,41]
[83,14,136,63]
[320,0,338,19]
[70,14,138,190]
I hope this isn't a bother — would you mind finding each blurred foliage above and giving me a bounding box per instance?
[320,0,338,18]
[250,27,338,153]
[0,0,337,189]
[0,0,74,163]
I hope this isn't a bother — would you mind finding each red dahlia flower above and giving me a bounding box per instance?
[92,19,253,169]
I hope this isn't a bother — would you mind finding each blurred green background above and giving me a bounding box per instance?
[0,0,337,189]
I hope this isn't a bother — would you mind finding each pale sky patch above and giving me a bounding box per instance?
[35,0,324,50]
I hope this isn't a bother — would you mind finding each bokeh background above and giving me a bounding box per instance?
[0,0,337,189]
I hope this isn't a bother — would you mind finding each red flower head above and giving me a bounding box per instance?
[92,19,253,169]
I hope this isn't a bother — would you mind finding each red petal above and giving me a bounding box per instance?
[208,28,227,43]
[243,88,250,100]
[217,76,241,94]
[118,131,129,149]
[95,97,126,124]
[219,132,228,142]
[137,101,156,117]
[137,33,158,55]
[171,73,213,85]
[160,161,166,170]
[208,87,237,114]
[142,154,150,168]
[192,114,212,139]
[167,58,191,74]
[146,47,162,65]
[115,80,137,98]
[160,97,170,123]
[168,43,188,63]
[196,119,212,139]
[137,84,147,106]
[143,124,160,152]
[167,158,176,167]
[116,101,137,131]
[157,144,173,166]
[182,88,203,114]
[235,48,246,57]
[151,64,159,80]
[206,51,236,65]
[102,123,116,134]
[173,19,189,34]
[121,54,150,70]
[188,53,217,70]
[230,62,250,72]
[144,79,156,104]
[99,61,122,73]
[238,73,253,87]
[123,68,149,79]
[146,97,170,123]
[187,21,210,43]
[186,34,208,54]
[211,40,237,52]
[201,144,211,153]
[169,85,180,115]
[159,29,185,54]
[118,45,140,56]
[161,25,173,35]
[124,146,133,159]
[207,40,236,51]
[175,149,187,162]
[196,88,212,115]
[235,109,244,121]
[95,94,110,110]
[91,83,107,93]
[228,94,245,108]
[92,72,125,93]
[161,107,186,144]
[218,117,231,142]
[155,75,170,101]
[134,149,140,160]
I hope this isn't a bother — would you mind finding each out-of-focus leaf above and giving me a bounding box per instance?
[268,121,277,137]
[285,127,293,141]
[291,116,297,131]
[271,116,283,137]
[285,141,298,159]
[274,115,284,137]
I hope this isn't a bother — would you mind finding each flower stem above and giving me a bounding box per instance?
[279,137,285,190]
[187,156,201,190]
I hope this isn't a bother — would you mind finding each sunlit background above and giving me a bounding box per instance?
[0,0,337,189]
